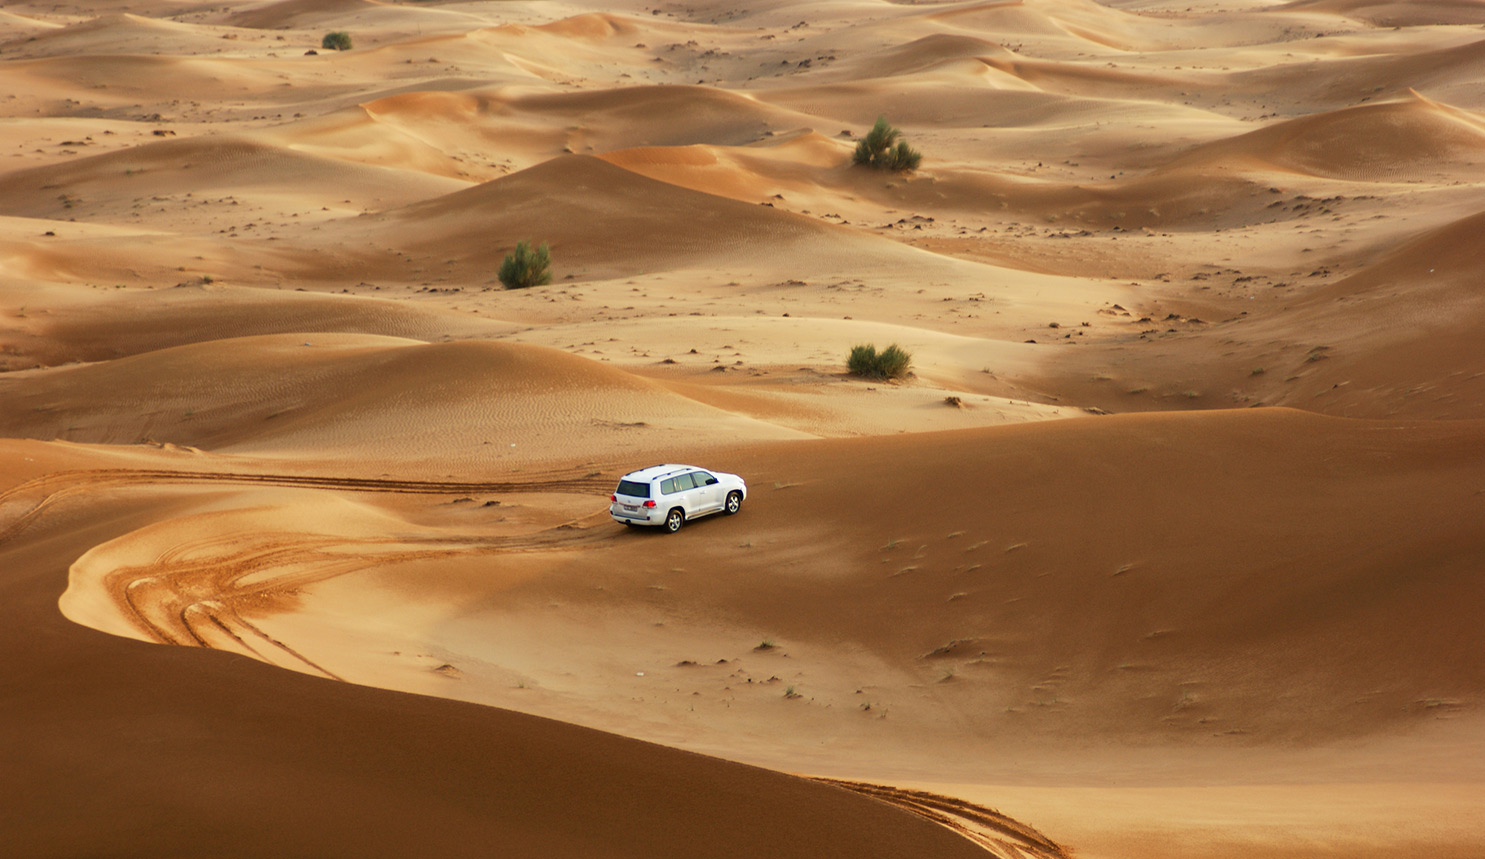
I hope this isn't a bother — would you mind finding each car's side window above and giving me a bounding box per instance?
[693,471,717,486]
[661,478,677,494]
[674,472,696,491]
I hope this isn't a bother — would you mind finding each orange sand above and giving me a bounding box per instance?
[3,1,1483,856]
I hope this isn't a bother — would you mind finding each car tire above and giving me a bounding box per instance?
[724,491,742,515]
[664,508,685,533]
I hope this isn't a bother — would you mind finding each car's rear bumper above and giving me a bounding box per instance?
[611,505,660,525]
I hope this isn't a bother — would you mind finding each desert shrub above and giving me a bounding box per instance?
[321,31,353,51]
[852,117,922,172]
[498,240,552,289]
[847,343,912,380]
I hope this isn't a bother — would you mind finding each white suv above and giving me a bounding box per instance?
[610,464,747,532]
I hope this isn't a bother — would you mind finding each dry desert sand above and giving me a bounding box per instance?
[2,0,1484,856]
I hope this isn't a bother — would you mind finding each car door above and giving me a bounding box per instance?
[668,469,700,514]
[687,470,721,514]
[663,472,694,515]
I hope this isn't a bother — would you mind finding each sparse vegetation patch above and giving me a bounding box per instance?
[852,116,921,172]
[848,343,912,380]
[499,240,553,289]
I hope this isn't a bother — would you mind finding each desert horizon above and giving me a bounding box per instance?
[2,1,1483,857]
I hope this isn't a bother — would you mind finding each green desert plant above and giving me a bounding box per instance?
[847,343,912,380]
[498,240,552,289]
[321,31,353,51]
[852,116,922,172]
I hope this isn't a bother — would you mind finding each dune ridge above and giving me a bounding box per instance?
[319,153,968,282]
[0,134,466,224]
[0,336,813,462]
[1169,91,1485,180]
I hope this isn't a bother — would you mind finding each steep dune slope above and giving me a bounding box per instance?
[52,410,1485,760]
[0,442,1003,859]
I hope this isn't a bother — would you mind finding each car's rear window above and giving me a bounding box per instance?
[616,479,650,498]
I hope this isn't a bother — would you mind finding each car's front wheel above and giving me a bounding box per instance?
[724,491,742,515]
[664,508,685,533]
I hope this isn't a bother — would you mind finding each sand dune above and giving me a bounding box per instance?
[1168,92,1485,180]
[923,0,1295,55]
[495,84,799,151]
[0,336,810,461]
[1027,200,1485,421]
[0,134,466,224]
[320,83,814,178]
[0,11,62,43]
[1,442,1002,859]
[1234,36,1485,111]
[1280,0,1485,27]
[6,53,300,106]
[224,0,511,36]
[5,0,1485,856]
[69,408,1476,747]
[599,134,847,204]
[0,12,233,60]
[226,0,386,31]
[320,153,962,281]
[975,32,1485,117]
[819,32,1015,81]
[1263,208,1485,417]
[0,281,514,369]
[927,0,1136,45]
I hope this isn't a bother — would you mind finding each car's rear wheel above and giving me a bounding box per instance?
[664,508,685,533]
[724,491,743,515]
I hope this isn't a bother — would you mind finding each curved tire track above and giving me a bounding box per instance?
[812,778,1068,859]
[4,466,618,675]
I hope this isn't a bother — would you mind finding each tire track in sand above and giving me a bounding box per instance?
[3,467,617,677]
[812,779,1068,859]
[112,527,610,679]
[8,468,1068,856]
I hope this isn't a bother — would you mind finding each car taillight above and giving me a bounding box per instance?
[644,500,656,508]
[611,494,617,502]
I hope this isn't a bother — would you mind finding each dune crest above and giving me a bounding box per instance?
[1169,92,1485,180]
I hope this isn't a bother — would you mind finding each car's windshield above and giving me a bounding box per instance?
[616,479,650,498]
